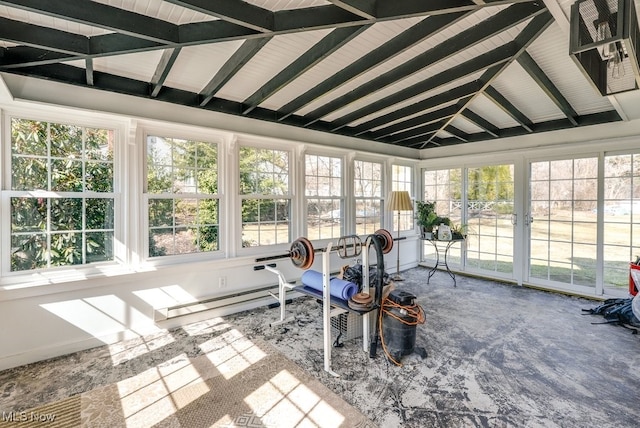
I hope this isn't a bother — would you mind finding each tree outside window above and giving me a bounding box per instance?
[600,153,640,291]
[9,119,115,271]
[305,154,342,240]
[239,146,290,247]
[146,136,219,257]
[354,160,382,235]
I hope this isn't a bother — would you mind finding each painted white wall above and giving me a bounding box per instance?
[0,241,420,371]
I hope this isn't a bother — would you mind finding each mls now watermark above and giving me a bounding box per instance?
[2,411,57,423]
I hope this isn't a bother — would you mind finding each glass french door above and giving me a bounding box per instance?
[423,168,463,266]
[527,158,598,291]
[422,165,515,277]
[464,164,516,278]
[602,153,640,295]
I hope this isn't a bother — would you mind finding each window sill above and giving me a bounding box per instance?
[0,264,142,302]
[0,253,255,302]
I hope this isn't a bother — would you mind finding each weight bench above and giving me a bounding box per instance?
[258,235,386,377]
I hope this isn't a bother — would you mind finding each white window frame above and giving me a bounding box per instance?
[1,109,126,284]
[422,167,464,266]
[304,152,344,241]
[524,153,599,293]
[142,129,223,264]
[237,140,293,251]
[602,150,640,293]
[391,164,414,233]
[353,158,384,236]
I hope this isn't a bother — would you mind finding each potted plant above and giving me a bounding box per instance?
[416,201,438,239]
[450,223,468,240]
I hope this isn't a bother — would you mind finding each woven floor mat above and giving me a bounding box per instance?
[2,337,373,428]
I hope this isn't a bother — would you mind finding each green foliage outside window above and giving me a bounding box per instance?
[146,136,219,256]
[462,165,514,202]
[239,146,290,247]
[10,119,115,271]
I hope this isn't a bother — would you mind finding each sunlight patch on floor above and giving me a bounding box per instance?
[244,369,345,428]
[115,353,209,427]
[200,329,267,380]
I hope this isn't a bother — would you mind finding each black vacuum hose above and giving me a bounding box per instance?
[368,233,385,358]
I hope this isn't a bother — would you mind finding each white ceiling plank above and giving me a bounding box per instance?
[216,29,333,103]
[164,41,246,93]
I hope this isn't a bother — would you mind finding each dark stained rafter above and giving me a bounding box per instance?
[242,25,371,115]
[0,16,90,56]
[444,125,470,142]
[0,46,73,68]
[0,0,179,43]
[516,51,579,126]
[276,11,470,121]
[327,0,376,19]
[298,1,546,127]
[199,37,272,107]
[150,48,182,98]
[0,0,624,151]
[422,12,556,146]
[484,85,534,132]
[461,108,501,138]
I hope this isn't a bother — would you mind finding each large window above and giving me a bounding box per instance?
[8,119,115,271]
[354,160,383,235]
[146,136,219,257]
[239,146,290,247]
[305,154,343,240]
[391,165,414,232]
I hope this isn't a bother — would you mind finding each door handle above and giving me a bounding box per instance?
[524,213,534,225]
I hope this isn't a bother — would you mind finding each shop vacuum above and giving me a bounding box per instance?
[380,289,427,365]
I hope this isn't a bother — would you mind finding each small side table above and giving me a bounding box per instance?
[424,238,465,287]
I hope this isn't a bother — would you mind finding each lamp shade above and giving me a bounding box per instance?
[387,191,413,211]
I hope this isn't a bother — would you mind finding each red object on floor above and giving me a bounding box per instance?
[629,262,640,296]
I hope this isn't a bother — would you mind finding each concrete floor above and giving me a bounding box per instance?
[1,267,639,427]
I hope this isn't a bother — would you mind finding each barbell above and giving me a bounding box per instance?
[255,229,395,269]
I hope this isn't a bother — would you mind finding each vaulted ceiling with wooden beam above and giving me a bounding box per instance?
[0,0,638,149]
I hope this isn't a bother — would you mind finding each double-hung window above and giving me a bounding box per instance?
[8,118,115,272]
[391,165,414,232]
[354,160,383,235]
[305,154,343,240]
[146,135,219,257]
[239,146,290,247]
